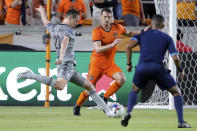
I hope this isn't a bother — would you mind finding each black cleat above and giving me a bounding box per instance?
[73,105,81,116]
[178,121,192,128]
[121,113,131,127]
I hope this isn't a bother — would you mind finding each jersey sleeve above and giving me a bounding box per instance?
[117,24,126,35]
[46,22,56,34]
[92,27,101,42]
[130,34,140,43]
[63,28,72,38]
[168,38,179,56]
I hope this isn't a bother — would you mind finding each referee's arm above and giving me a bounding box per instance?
[126,39,139,72]
[171,54,184,78]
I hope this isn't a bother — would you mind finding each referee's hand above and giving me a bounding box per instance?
[179,71,185,79]
[127,65,132,72]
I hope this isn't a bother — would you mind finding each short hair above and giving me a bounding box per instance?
[101,8,112,15]
[151,14,165,26]
[65,9,79,18]
[177,29,183,40]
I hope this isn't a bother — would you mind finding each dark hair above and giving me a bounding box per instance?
[66,9,79,18]
[101,8,112,15]
[152,14,165,26]
[177,29,183,40]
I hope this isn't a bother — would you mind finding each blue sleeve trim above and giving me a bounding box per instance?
[130,37,138,42]
[170,53,179,56]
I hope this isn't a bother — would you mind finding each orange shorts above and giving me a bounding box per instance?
[87,62,122,85]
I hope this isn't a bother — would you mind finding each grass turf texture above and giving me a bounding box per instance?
[0,106,196,131]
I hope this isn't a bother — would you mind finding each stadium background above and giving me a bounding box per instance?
[0,23,197,106]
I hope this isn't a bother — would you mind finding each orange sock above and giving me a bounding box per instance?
[104,81,122,99]
[76,91,89,106]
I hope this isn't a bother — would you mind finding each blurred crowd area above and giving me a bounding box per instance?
[0,0,156,26]
[0,0,197,27]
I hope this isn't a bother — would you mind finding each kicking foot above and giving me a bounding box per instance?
[178,121,192,128]
[73,105,81,116]
[121,113,131,127]
[17,70,34,80]
[106,111,115,118]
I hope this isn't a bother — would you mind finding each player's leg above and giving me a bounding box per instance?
[70,71,112,117]
[121,83,141,127]
[104,64,126,103]
[17,70,67,90]
[121,67,148,127]
[73,63,103,115]
[155,70,191,128]
[168,86,192,128]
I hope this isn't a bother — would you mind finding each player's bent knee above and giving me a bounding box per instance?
[132,84,140,93]
[117,76,126,85]
[54,81,66,90]
[173,89,182,96]
[82,80,94,91]
[168,86,182,96]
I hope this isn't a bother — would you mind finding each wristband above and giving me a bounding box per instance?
[177,66,183,73]
[127,63,132,66]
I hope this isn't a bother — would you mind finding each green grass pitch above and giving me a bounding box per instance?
[0,106,196,131]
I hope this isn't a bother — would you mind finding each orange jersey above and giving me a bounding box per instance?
[5,0,21,25]
[91,23,126,66]
[121,0,141,18]
[58,0,86,24]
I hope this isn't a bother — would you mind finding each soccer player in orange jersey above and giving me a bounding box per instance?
[73,8,140,116]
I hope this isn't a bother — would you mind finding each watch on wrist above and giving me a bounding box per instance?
[127,63,132,66]
[177,66,183,73]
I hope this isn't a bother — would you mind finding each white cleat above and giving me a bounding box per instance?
[106,111,115,118]
[17,70,34,80]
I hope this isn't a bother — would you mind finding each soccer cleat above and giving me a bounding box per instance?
[73,105,81,116]
[178,121,192,128]
[121,112,131,127]
[106,111,115,118]
[17,70,34,80]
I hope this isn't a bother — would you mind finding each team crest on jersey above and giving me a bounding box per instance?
[113,32,118,38]
[89,75,94,80]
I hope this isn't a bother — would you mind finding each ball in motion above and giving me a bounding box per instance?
[108,102,124,118]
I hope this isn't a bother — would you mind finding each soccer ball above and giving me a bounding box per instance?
[108,102,124,118]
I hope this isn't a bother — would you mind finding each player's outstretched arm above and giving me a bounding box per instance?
[124,25,152,37]
[94,39,122,53]
[172,54,184,79]
[11,0,22,8]
[36,5,50,27]
[55,36,70,65]
[126,40,138,72]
